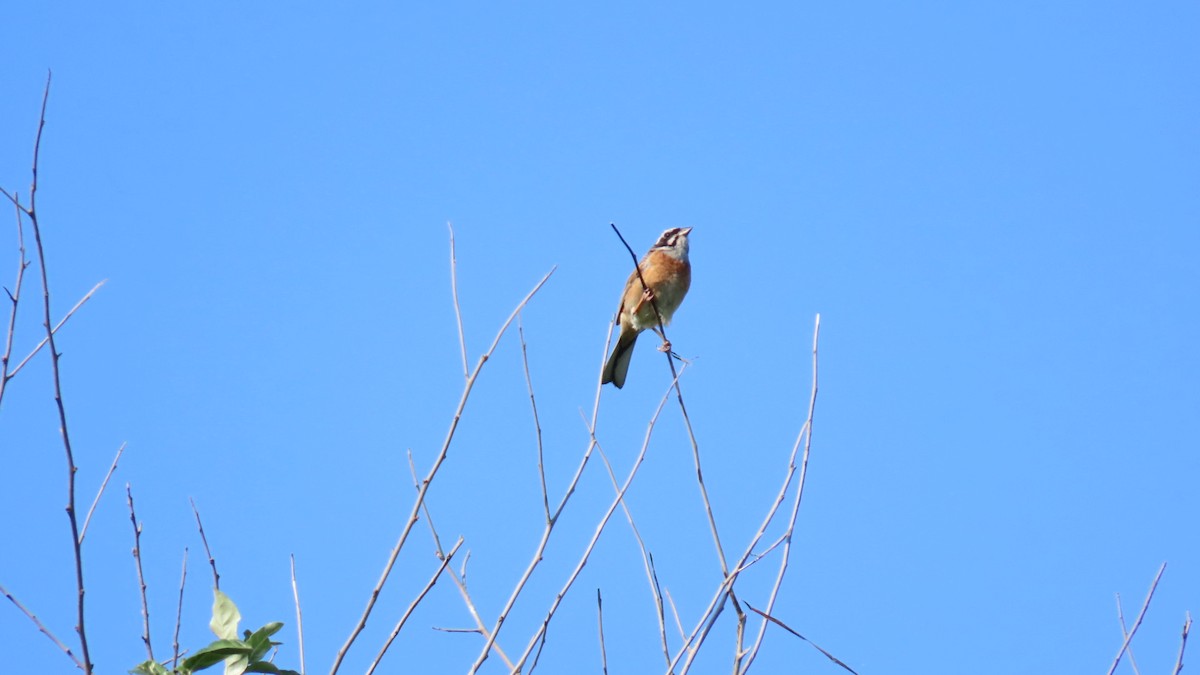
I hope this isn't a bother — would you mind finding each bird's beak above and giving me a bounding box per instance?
[681,227,694,236]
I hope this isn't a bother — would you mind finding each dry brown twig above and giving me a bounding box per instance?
[189,498,220,590]
[0,581,84,670]
[0,196,29,410]
[330,261,555,675]
[448,222,469,380]
[172,549,188,670]
[597,589,609,675]
[1174,612,1192,675]
[126,484,154,662]
[0,71,96,675]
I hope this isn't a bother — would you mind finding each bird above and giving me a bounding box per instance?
[601,227,693,388]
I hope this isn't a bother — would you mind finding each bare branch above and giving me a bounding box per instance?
[172,549,188,670]
[518,314,551,523]
[509,367,685,673]
[407,452,516,670]
[448,222,469,380]
[366,537,464,675]
[744,604,858,675]
[291,555,306,675]
[331,266,555,675]
[597,589,609,675]
[673,314,821,673]
[8,279,107,379]
[189,498,220,590]
[126,484,154,662]
[1105,562,1167,675]
[1174,612,1192,675]
[738,314,821,673]
[21,71,93,675]
[590,424,670,668]
[1115,593,1142,675]
[0,196,29,410]
[0,582,85,670]
[79,442,126,544]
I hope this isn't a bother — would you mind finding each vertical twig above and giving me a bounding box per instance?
[1115,593,1142,675]
[365,537,464,675]
[590,426,671,669]
[1173,612,1192,675]
[17,71,94,675]
[331,267,555,675]
[189,498,220,590]
[597,589,609,675]
[6,280,106,380]
[291,555,306,675]
[79,442,126,544]
[448,222,469,380]
[518,314,551,522]
[1105,562,1167,675]
[172,548,188,670]
[671,315,820,673]
[737,314,821,674]
[126,484,154,662]
[0,196,29,410]
[610,224,733,595]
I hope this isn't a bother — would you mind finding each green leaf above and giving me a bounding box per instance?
[245,622,286,661]
[129,660,171,675]
[180,639,253,671]
[244,663,281,673]
[209,589,241,640]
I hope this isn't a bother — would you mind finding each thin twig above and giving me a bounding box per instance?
[448,222,469,380]
[672,315,821,674]
[0,582,84,669]
[365,537,464,675]
[189,498,220,590]
[1174,612,1192,675]
[738,314,821,674]
[7,280,107,379]
[510,367,685,673]
[1105,562,1168,675]
[22,71,93,675]
[590,423,671,669]
[518,314,551,523]
[408,452,516,670]
[291,555,306,675]
[0,196,29,410]
[331,266,555,675]
[744,604,857,675]
[597,589,609,675]
[173,549,188,670]
[664,588,686,645]
[610,224,735,628]
[1115,593,1142,675]
[126,484,154,662]
[79,442,126,544]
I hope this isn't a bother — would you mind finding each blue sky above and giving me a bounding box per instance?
[2,2,1197,673]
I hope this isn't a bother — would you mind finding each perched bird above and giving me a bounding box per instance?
[601,227,693,388]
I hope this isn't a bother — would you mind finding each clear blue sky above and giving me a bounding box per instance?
[2,2,1197,673]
